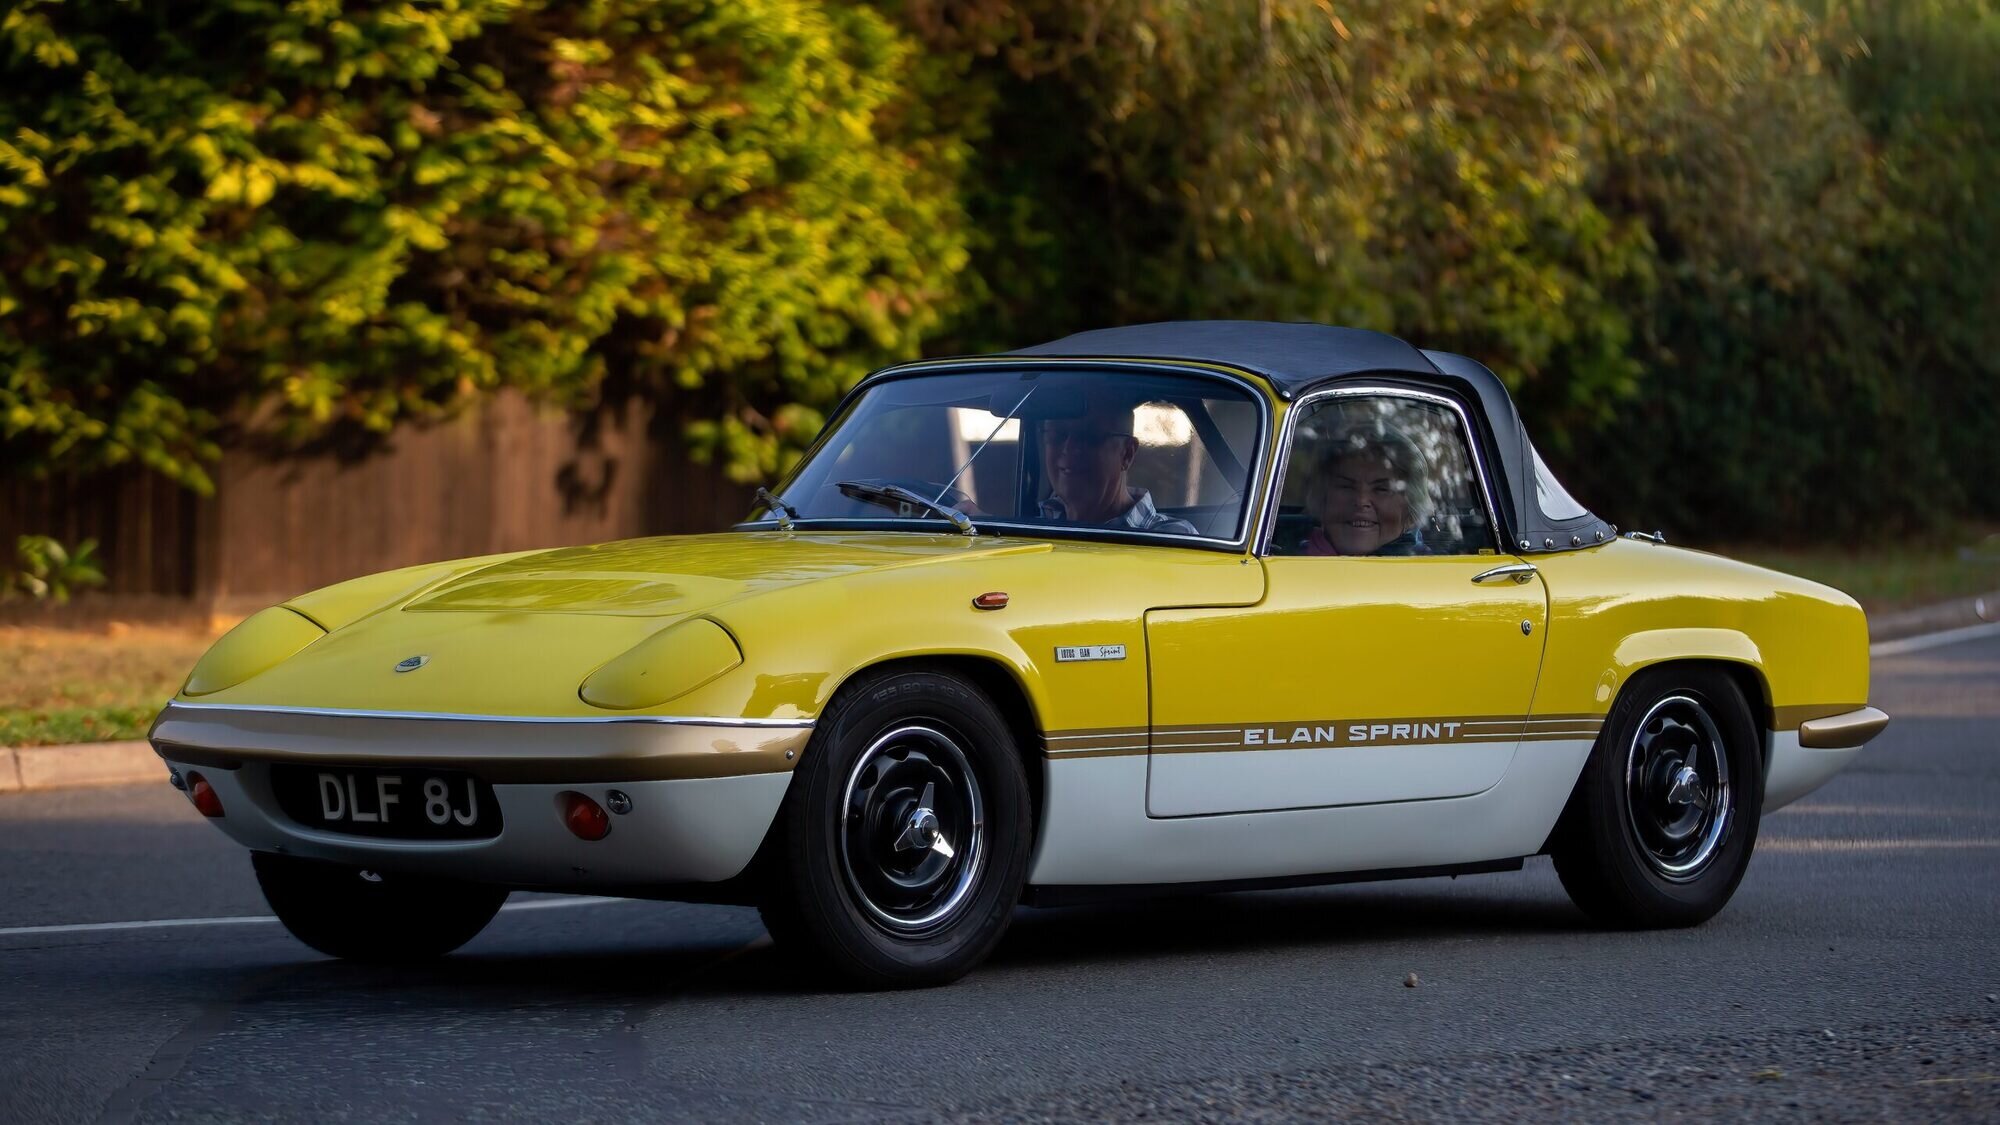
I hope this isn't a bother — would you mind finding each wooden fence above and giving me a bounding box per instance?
[1,392,752,614]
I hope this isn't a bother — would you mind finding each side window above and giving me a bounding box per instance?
[1270,394,1497,557]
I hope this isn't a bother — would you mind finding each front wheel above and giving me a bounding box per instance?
[757,668,1032,988]
[252,852,508,961]
[1551,666,1764,928]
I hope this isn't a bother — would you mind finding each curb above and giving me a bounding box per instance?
[1867,589,2000,643]
[4,590,1996,795]
[1,741,161,794]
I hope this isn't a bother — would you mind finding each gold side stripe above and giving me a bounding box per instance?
[1148,713,1604,735]
[1042,715,1607,749]
[1039,714,1608,757]
[1053,737,1604,761]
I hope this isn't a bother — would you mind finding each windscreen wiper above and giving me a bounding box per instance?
[835,481,978,536]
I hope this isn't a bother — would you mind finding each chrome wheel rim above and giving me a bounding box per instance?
[1625,695,1733,881]
[838,724,986,935]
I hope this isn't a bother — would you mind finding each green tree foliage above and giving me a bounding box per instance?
[5,0,1995,541]
[0,0,975,489]
[6,534,104,602]
[933,0,1998,538]
[1571,0,2000,537]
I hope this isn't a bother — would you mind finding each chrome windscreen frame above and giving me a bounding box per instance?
[738,358,1277,554]
[1253,384,1510,558]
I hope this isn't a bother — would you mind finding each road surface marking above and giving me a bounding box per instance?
[0,894,622,938]
[1871,620,2000,658]
[1760,837,2000,853]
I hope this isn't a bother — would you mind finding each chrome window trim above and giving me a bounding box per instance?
[1255,384,1508,558]
[772,358,1274,552]
[158,701,814,728]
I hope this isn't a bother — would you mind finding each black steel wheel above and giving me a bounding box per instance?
[758,668,1031,988]
[1624,695,1734,882]
[252,852,507,961]
[1552,666,1763,928]
[837,724,988,935]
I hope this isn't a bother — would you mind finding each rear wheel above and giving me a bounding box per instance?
[1552,666,1764,928]
[253,852,507,961]
[757,668,1032,988]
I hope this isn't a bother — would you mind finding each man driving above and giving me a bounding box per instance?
[1038,398,1198,535]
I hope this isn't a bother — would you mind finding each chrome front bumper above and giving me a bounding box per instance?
[150,702,807,886]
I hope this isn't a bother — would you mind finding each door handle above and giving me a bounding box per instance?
[1472,563,1538,585]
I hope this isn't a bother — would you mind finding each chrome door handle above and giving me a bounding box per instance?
[1472,563,1538,585]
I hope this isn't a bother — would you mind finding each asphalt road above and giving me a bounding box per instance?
[3,633,1997,1123]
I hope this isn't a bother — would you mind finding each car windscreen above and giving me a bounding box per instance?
[769,367,1263,543]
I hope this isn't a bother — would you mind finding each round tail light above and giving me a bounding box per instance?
[559,792,610,841]
[187,772,225,818]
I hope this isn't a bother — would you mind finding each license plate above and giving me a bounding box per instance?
[271,765,502,840]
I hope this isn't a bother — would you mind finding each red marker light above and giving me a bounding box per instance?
[560,792,611,841]
[187,772,225,818]
[972,591,1010,610]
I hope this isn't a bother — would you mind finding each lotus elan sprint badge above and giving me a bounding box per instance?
[1055,644,1126,663]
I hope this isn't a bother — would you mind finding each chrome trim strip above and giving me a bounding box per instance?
[1797,706,1891,749]
[1254,384,1509,559]
[159,701,814,729]
[774,358,1275,553]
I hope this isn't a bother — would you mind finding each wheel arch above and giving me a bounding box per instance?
[1616,656,1772,745]
[1610,629,1772,747]
[1542,652,1772,856]
[811,652,1049,840]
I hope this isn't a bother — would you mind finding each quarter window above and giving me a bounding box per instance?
[1269,394,1497,557]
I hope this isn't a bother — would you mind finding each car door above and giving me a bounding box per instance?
[1146,388,1550,817]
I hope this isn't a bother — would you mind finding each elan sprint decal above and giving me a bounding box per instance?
[1055,644,1127,663]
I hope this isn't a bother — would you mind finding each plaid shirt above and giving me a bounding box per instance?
[1040,487,1198,536]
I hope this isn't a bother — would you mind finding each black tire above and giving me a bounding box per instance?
[757,668,1032,988]
[1552,666,1764,928]
[252,852,508,961]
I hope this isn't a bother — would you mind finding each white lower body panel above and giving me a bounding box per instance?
[1030,739,1594,886]
[160,756,791,887]
[1145,740,1516,817]
[1762,730,1861,812]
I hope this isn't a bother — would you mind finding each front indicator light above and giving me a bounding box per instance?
[579,617,742,711]
[187,773,224,818]
[182,606,326,696]
[560,792,610,841]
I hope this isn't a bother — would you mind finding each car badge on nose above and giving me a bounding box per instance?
[394,655,431,673]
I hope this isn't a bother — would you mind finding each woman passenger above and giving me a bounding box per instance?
[1299,427,1431,556]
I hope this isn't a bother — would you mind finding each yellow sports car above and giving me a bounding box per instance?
[152,321,1888,986]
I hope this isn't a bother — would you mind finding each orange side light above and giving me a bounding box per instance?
[972,591,1010,610]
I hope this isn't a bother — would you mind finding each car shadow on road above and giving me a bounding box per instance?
[988,878,1590,972]
[133,872,1589,1006]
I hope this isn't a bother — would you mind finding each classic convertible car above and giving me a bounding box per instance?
[152,321,1888,986]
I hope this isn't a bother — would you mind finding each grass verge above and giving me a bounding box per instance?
[1719,528,2000,612]
[1,625,211,748]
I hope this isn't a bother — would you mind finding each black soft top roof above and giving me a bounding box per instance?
[1004,320,1614,553]
[1012,320,1438,396]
